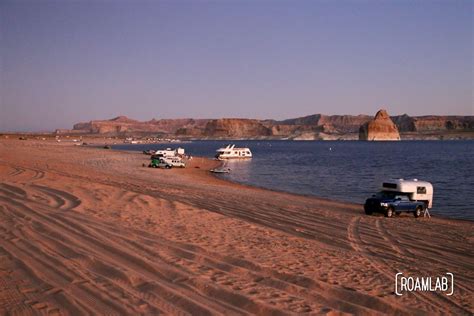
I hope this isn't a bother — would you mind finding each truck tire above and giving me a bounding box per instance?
[385,207,394,218]
[414,206,423,218]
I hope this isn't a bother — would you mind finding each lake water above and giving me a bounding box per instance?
[114,140,474,221]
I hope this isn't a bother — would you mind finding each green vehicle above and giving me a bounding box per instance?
[148,158,172,169]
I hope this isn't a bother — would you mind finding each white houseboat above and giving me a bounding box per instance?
[215,144,252,160]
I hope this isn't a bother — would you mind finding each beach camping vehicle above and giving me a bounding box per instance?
[215,144,252,160]
[154,147,185,157]
[154,148,177,157]
[381,179,433,208]
[162,157,186,168]
[364,179,433,218]
[148,158,172,169]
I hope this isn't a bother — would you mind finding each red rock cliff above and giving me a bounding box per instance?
[203,119,272,138]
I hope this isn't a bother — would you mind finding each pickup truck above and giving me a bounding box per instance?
[148,158,172,169]
[364,192,426,218]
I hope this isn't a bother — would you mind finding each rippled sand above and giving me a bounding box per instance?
[0,139,472,315]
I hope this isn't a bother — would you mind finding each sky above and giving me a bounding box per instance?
[0,0,472,131]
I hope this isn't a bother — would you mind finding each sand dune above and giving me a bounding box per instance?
[0,139,472,315]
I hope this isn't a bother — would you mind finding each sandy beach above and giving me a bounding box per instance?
[0,139,472,315]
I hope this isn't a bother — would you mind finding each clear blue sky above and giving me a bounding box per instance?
[1,0,472,131]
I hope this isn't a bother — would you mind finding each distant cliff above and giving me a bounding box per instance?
[392,115,474,132]
[64,116,209,136]
[57,113,474,140]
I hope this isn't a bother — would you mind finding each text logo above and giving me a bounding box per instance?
[395,272,454,296]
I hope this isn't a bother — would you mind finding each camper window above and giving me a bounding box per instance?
[417,186,427,194]
[383,183,397,189]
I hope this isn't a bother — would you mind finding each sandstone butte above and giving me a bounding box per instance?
[359,109,401,141]
[53,112,474,140]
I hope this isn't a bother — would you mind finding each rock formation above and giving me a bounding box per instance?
[276,114,372,134]
[175,119,271,138]
[65,116,210,136]
[359,109,401,141]
[57,112,473,140]
[203,119,272,138]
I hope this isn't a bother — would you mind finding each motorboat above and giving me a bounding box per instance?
[215,144,252,160]
[210,167,231,173]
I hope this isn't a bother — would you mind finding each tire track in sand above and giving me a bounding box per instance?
[375,218,472,313]
[348,216,470,315]
[0,194,284,315]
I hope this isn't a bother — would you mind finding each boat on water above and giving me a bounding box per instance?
[210,167,231,173]
[215,144,252,160]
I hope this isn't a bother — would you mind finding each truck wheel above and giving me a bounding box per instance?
[385,207,394,218]
[414,206,422,218]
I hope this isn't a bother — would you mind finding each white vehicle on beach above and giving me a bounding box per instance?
[154,147,185,157]
[215,144,252,160]
[162,157,186,168]
[381,179,433,208]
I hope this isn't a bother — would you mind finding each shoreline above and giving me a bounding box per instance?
[0,139,472,314]
[112,145,472,223]
[3,130,474,141]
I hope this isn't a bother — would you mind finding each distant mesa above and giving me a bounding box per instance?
[110,116,138,123]
[55,111,474,140]
[359,109,401,141]
[204,118,272,138]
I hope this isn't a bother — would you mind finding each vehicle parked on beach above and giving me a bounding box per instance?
[162,157,186,168]
[215,144,252,160]
[154,147,185,157]
[364,179,433,218]
[148,158,172,169]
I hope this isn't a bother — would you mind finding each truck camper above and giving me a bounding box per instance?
[364,179,433,218]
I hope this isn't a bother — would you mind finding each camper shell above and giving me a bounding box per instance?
[381,179,433,208]
[154,147,185,158]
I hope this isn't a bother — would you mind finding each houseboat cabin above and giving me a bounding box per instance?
[215,144,252,160]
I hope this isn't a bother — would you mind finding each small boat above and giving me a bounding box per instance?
[215,144,252,160]
[210,167,231,174]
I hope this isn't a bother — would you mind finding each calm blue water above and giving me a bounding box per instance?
[114,141,474,221]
